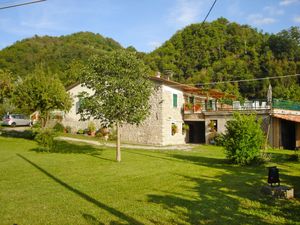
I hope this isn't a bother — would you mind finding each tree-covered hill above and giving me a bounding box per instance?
[144,18,300,101]
[0,32,123,87]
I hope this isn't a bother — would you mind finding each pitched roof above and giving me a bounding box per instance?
[150,76,235,99]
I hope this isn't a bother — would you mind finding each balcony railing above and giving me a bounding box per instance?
[183,100,271,114]
[272,99,300,111]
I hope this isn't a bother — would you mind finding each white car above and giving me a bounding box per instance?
[2,114,32,127]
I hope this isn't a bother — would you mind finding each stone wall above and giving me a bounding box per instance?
[120,84,164,145]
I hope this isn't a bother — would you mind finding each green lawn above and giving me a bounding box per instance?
[0,136,299,225]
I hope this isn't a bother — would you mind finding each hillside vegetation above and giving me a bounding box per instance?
[0,32,123,87]
[144,18,300,100]
[1,18,300,100]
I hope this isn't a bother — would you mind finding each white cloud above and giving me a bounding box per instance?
[247,14,276,25]
[263,6,284,16]
[294,15,300,23]
[279,0,300,6]
[168,0,208,27]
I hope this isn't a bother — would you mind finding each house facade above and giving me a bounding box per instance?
[64,76,300,149]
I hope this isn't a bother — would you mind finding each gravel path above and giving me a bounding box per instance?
[57,136,193,151]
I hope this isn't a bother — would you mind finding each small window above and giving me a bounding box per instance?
[76,98,83,114]
[173,94,178,108]
[188,96,194,104]
[209,120,218,132]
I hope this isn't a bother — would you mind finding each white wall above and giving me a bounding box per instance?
[63,84,102,131]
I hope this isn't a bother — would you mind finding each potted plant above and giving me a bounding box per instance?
[182,124,189,134]
[184,102,193,111]
[100,126,110,140]
[87,122,96,136]
[171,123,178,135]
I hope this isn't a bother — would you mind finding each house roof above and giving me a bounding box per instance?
[273,114,300,123]
[150,76,235,99]
[66,76,235,100]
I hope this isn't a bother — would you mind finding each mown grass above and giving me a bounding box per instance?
[0,136,299,225]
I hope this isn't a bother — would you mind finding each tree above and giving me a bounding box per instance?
[223,113,265,165]
[79,50,152,162]
[13,68,72,127]
[0,69,15,116]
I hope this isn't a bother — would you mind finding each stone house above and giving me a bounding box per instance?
[64,76,300,149]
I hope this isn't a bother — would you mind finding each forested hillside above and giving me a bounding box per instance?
[0,32,123,87]
[0,18,300,101]
[144,18,300,101]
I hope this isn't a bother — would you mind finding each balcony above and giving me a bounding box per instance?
[183,99,272,114]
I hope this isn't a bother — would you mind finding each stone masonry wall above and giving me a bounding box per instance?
[120,84,164,145]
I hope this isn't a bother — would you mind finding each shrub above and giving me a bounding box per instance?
[53,122,65,133]
[87,122,96,132]
[32,121,41,129]
[214,133,225,146]
[223,113,265,165]
[34,129,57,151]
[65,126,72,133]
[77,129,84,134]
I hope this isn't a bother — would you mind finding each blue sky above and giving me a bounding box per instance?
[0,0,300,52]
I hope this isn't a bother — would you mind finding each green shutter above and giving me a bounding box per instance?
[173,94,178,107]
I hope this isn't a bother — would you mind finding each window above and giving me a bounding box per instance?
[75,98,82,114]
[188,96,194,104]
[209,120,218,132]
[173,94,178,108]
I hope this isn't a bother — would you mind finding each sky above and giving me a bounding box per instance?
[0,0,300,52]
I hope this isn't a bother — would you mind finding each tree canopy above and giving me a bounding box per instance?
[144,18,300,101]
[0,32,123,87]
[79,50,152,161]
[13,68,72,126]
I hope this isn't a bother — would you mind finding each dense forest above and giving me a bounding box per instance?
[0,18,300,101]
[145,18,300,101]
[0,32,123,87]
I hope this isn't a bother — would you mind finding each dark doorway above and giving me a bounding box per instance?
[186,121,205,144]
[281,119,296,150]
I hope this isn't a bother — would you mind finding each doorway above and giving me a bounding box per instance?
[186,121,205,144]
[281,119,296,150]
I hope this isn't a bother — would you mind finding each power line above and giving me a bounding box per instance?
[0,0,46,10]
[155,73,300,88]
[196,73,300,86]
[202,0,218,25]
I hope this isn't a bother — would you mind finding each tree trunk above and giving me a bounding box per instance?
[116,122,121,162]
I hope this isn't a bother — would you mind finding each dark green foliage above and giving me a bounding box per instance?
[53,122,65,133]
[13,68,72,127]
[223,113,265,165]
[0,129,37,140]
[145,19,300,101]
[79,50,152,126]
[214,133,225,146]
[34,129,57,151]
[0,32,123,87]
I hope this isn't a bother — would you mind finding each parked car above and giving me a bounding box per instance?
[2,114,32,127]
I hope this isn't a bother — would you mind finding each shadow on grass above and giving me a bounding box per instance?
[17,154,143,225]
[0,129,36,140]
[30,140,116,162]
[148,154,300,225]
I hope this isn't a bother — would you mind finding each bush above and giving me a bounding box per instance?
[223,113,265,165]
[65,126,72,133]
[34,129,57,151]
[214,133,225,146]
[77,129,84,134]
[0,129,37,140]
[53,122,65,133]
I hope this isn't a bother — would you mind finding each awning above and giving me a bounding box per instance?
[273,114,300,123]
